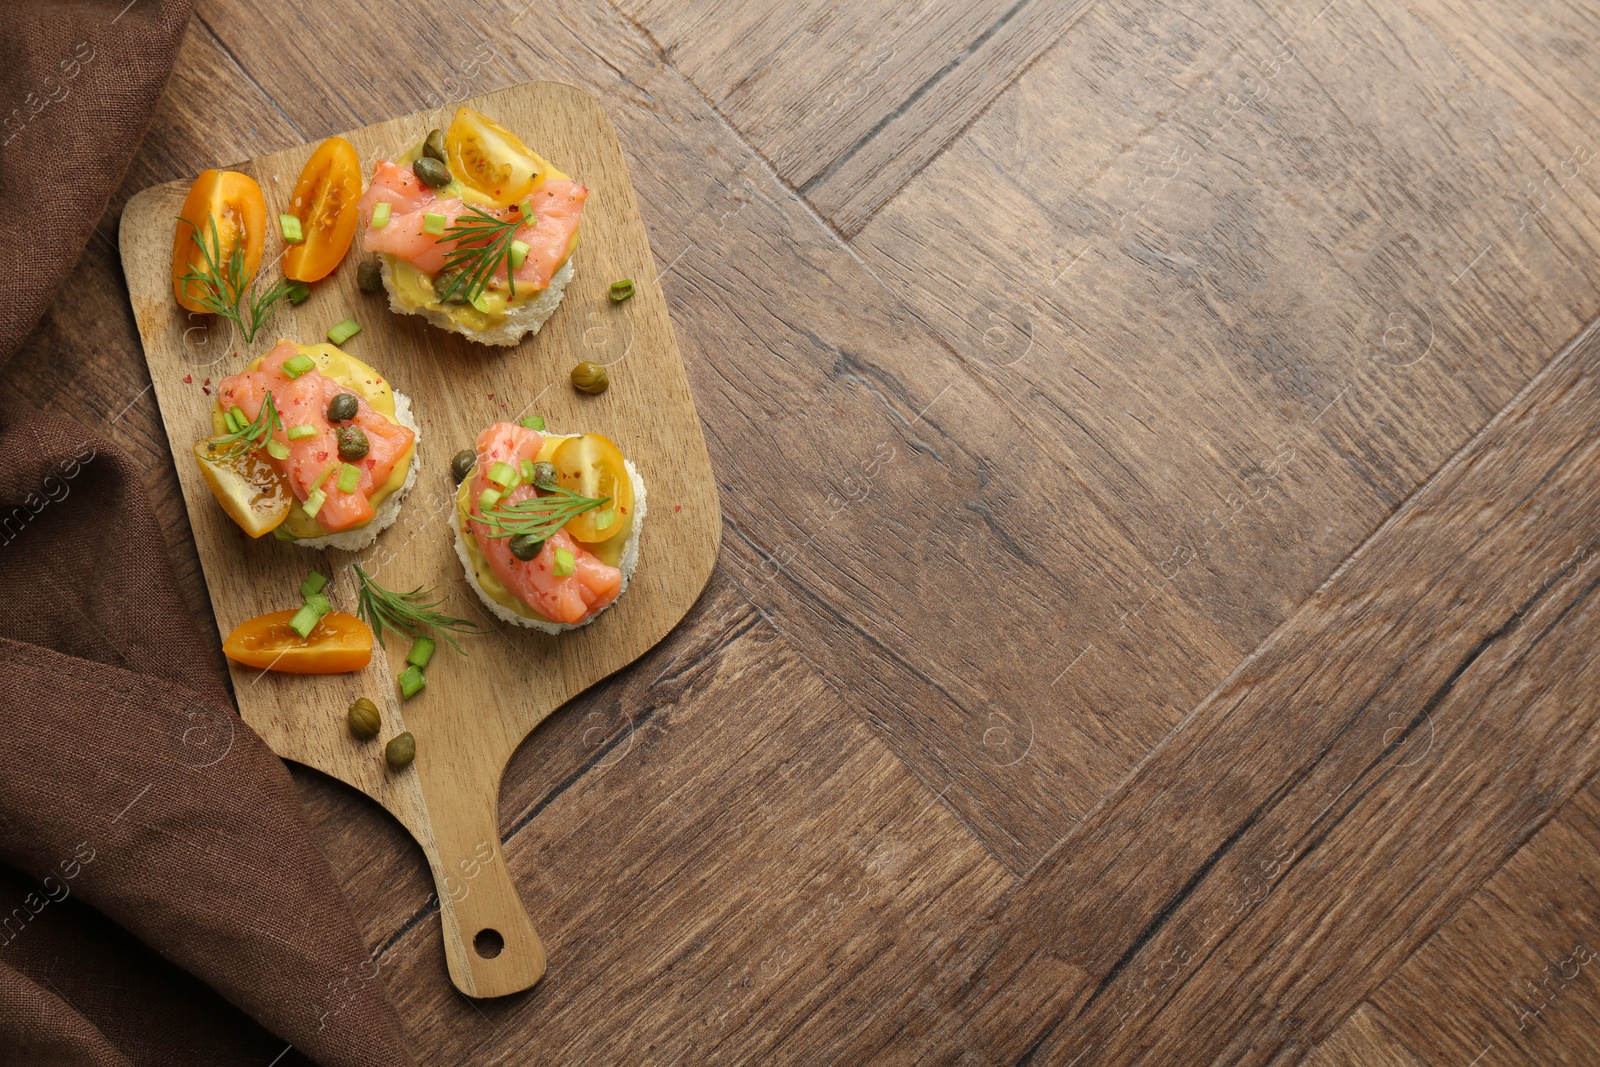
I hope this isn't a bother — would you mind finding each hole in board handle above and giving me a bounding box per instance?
[474,928,505,959]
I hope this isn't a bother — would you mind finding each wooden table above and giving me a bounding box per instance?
[11,0,1600,1061]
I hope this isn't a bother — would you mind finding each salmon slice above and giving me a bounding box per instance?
[216,341,415,532]
[358,160,585,289]
[466,422,622,624]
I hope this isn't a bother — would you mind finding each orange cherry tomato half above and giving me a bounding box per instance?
[552,433,635,544]
[447,107,541,204]
[282,136,363,282]
[172,169,266,313]
[223,609,373,674]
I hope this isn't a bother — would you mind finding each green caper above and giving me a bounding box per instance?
[347,697,381,739]
[570,360,609,395]
[530,461,557,491]
[413,155,452,189]
[327,392,360,423]
[509,534,545,561]
[451,449,476,484]
[385,731,416,769]
[356,257,384,293]
[336,425,369,460]
[431,270,469,304]
[423,128,448,163]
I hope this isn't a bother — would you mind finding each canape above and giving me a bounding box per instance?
[197,340,419,549]
[356,107,587,346]
[452,420,644,632]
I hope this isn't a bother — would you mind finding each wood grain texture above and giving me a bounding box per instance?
[118,80,721,997]
[612,0,1092,235]
[836,319,1600,1064]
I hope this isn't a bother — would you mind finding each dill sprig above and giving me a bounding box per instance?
[436,203,528,305]
[352,564,484,654]
[212,390,283,459]
[177,213,294,343]
[479,486,609,541]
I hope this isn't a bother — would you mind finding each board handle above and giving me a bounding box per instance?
[428,806,546,998]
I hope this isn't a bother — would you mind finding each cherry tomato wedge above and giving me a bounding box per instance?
[552,433,634,544]
[282,136,363,282]
[447,107,541,204]
[223,610,373,674]
[172,169,266,313]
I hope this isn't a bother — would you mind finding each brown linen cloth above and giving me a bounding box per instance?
[0,3,415,1064]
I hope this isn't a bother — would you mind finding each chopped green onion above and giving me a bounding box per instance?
[518,199,534,218]
[300,571,327,598]
[397,665,426,699]
[282,353,316,378]
[304,592,331,617]
[266,439,291,460]
[327,318,361,345]
[285,280,312,305]
[222,409,241,434]
[370,202,392,228]
[478,487,502,511]
[304,487,327,517]
[519,459,537,483]
[273,526,300,542]
[338,463,361,493]
[519,415,545,431]
[469,292,491,314]
[609,278,635,302]
[552,547,575,576]
[229,407,248,430]
[287,423,317,440]
[279,213,304,244]
[508,239,530,270]
[289,603,321,638]
[488,461,518,488]
[422,212,446,236]
[406,637,436,669]
[594,508,615,531]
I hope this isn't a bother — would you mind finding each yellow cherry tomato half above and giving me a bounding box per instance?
[193,436,290,537]
[552,433,634,544]
[223,610,374,674]
[282,136,363,282]
[172,169,266,313]
[446,107,541,204]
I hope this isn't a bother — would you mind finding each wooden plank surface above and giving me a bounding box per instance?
[5,0,1600,1059]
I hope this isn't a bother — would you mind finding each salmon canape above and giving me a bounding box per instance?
[355,107,586,346]
[196,340,419,549]
[451,419,645,633]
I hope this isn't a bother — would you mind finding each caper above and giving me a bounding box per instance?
[413,155,452,189]
[356,257,384,294]
[336,425,370,460]
[431,269,469,304]
[509,534,545,561]
[385,731,416,769]
[423,128,448,163]
[327,392,360,423]
[530,461,557,491]
[347,697,381,739]
[451,449,476,484]
[570,360,609,395]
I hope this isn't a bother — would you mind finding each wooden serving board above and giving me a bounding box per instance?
[118,82,720,998]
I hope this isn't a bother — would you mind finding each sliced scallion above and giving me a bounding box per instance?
[279,213,304,244]
[327,318,361,345]
[289,603,321,638]
[282,353,316,378]
[553,547,575,577]
[222,409,241,434]
[594,508,615,531]
[370,202,392,228]
[508,239,530,270]
[300,571,327,598]
[478,487,502,511]
[286,423,317,440]
[285,280,312,305]
[406,637,436,669]
[422,212,447,236]
[338,463,361,494]
[397,665,426,699]
[488,461,518,489]
[304,487,327,518]
[609,278,636,302]
[519,415,544,431]
[304,592,331,617]
[519,459,536,484]
[266,439,291,461]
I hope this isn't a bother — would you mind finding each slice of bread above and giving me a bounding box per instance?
[454,457,646,633]
[380,255,575,348]
[295,389,420,551]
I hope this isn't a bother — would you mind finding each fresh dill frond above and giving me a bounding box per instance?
[352,564,484,653]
